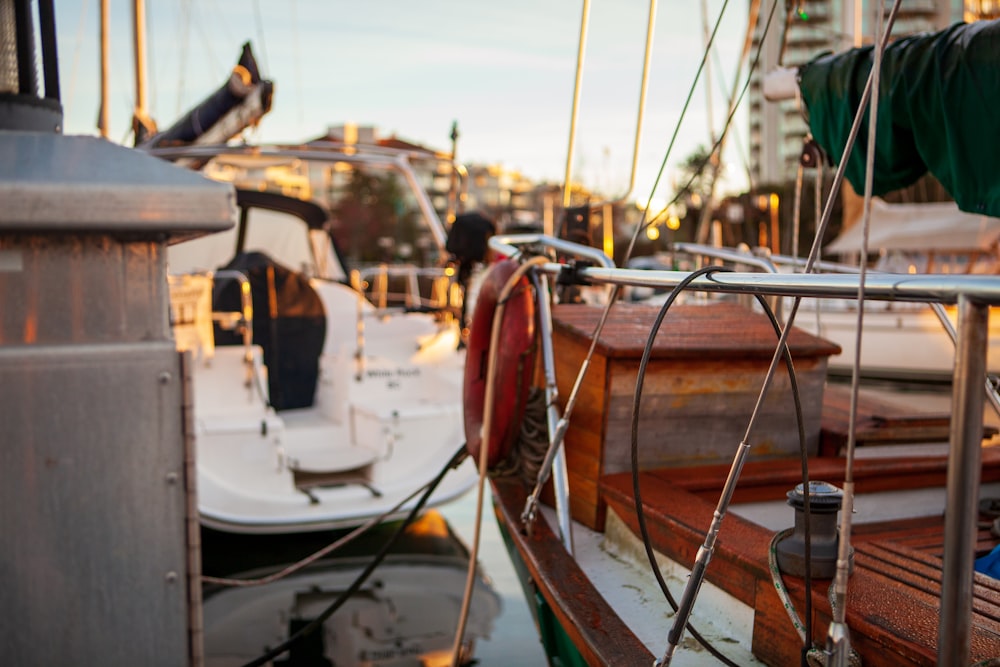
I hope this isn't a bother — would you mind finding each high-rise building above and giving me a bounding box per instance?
[748,1,972,187]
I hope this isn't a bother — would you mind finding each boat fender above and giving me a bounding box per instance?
[462,259,536,469]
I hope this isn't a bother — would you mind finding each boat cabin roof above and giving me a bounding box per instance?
[235,189,328,230]
[167,188,345,281]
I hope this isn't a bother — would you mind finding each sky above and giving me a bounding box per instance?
[54,0,750,208]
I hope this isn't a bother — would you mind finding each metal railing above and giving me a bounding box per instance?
[348,264,460,382]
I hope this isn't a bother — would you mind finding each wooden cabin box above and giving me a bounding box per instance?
[550,301,841,530]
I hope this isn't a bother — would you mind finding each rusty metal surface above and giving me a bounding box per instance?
[0,235,171,346]
[0,343,192,666]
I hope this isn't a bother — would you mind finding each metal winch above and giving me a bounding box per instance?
[775,480,853,578]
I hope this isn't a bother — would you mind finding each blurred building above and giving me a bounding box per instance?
[308,125,633,255]
[309,124,458,219]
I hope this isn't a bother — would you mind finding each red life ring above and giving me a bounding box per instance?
[463,259,537,469]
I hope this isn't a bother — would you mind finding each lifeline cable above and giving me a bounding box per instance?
[239,445,468,667]
[628,266,811,665]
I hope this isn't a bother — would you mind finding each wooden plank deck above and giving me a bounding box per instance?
[547,297,1000,663]
[600,459,1000,666]
[820,382,998,455]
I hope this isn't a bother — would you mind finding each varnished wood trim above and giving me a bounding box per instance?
[490,476,654,666]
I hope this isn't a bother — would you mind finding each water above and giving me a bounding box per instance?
[199,482,549,666]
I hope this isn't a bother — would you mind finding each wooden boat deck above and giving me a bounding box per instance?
[600,449,1000,666]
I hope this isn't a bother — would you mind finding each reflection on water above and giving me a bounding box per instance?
[200,510,501,666]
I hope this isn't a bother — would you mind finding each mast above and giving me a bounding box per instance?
[131,0,155,143]
[447,120,459,224]
[561,0,590,219]
[98,0,109,137]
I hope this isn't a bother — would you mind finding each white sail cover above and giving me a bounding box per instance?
[825,198,1000,254]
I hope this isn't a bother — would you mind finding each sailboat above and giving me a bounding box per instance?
[791,197,1000,382]
[155,140,483,534]
[468,11,1000,667]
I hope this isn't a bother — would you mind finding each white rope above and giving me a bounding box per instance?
[201,478,433,588]
[450,256,548,666]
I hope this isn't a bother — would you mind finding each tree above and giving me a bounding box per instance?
[675,144,715,204]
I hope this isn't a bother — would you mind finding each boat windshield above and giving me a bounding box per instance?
[202,154,445,272]
[167,206,327,278]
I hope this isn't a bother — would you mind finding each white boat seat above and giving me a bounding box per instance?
[290,449,380,502]
[287,445,378,473]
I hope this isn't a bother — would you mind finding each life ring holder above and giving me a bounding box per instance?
[463,257,547,470]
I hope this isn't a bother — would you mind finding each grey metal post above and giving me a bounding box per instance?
[938,295,988,665]
[533,272,574,552]
[0,132,233,667]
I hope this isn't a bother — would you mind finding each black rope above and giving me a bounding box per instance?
[755,295,814,667]
[240,445,469,667]
[629,266,812,664]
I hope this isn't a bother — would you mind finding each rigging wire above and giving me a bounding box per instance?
[629,0,780,259]
[622,0,732,264]
[175,0,191,118]
[826,1,894,661]
[251,0,270,87]
[654,1,906,662]
[708,44,755,194]
[238,445,468,667]
[654,269,812,664]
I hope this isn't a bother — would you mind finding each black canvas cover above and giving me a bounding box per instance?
[446,212,495,265]
[799,19,1000,216]
[214,252,327,411]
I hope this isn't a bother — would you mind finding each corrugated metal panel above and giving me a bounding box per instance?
[0,235,170,346]
[0,342,193,666]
